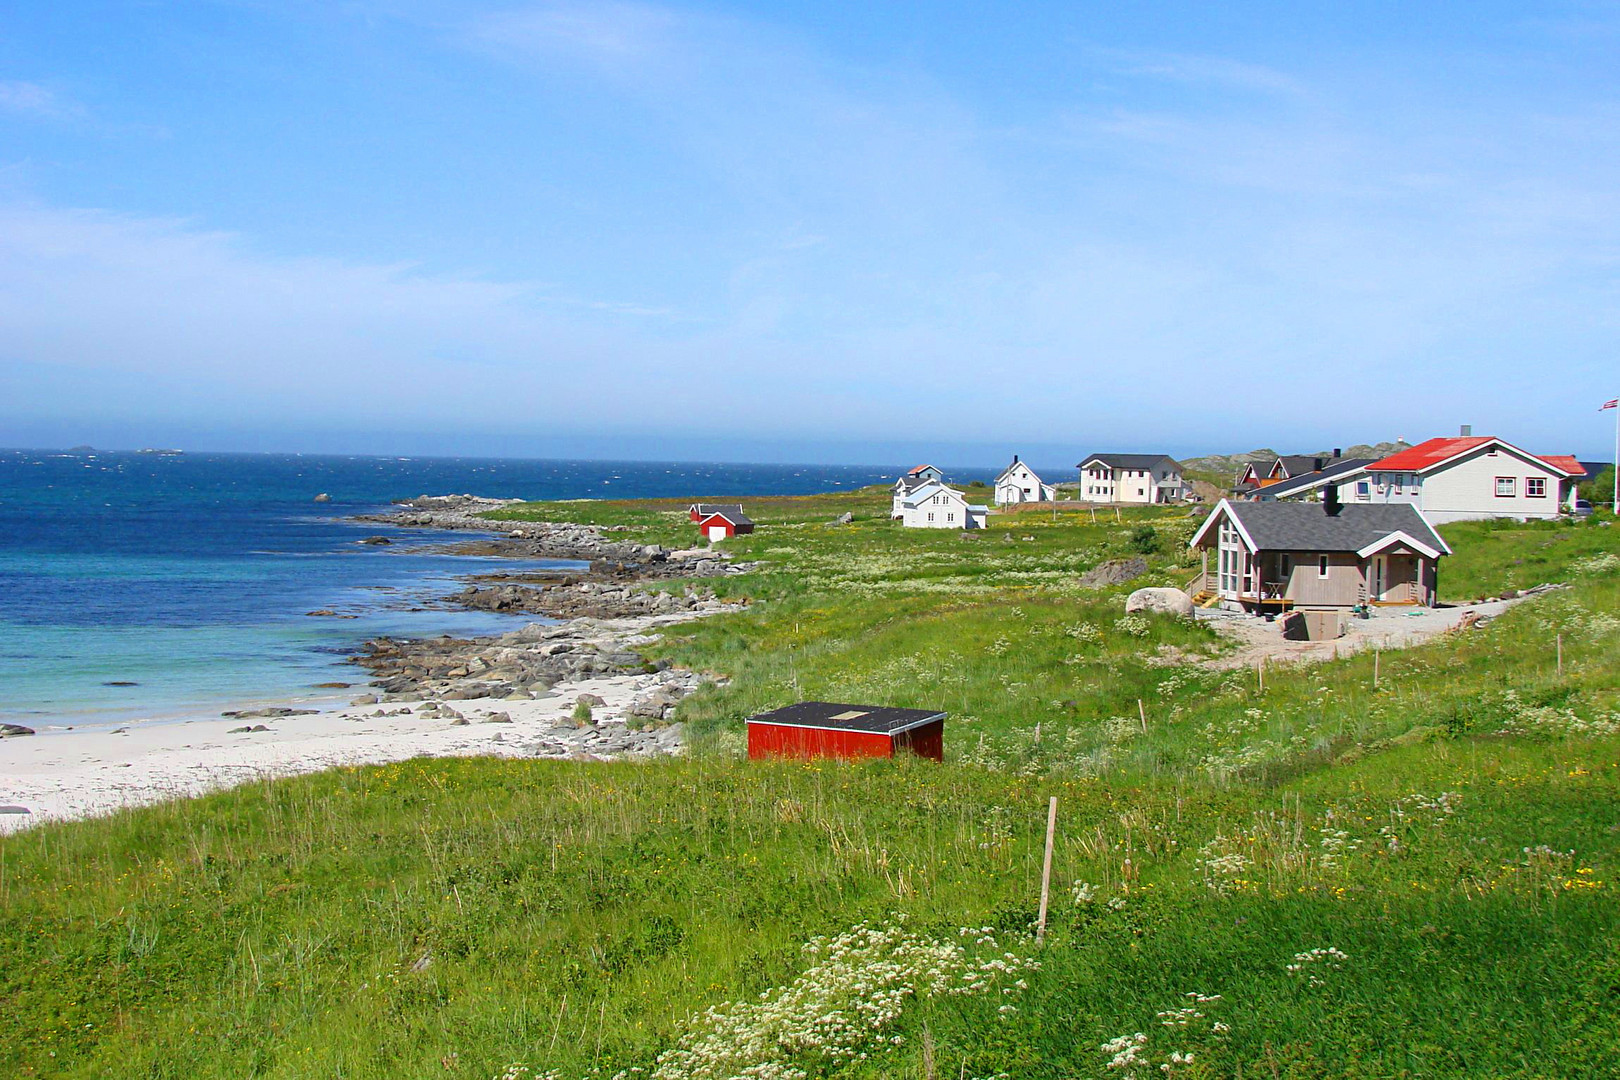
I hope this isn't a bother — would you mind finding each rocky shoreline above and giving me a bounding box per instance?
[337,494,751,759]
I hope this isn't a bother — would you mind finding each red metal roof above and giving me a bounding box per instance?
[1372,437,1575,476]
[1540,455,1584,477]
[906,464,938,476]
[1370,437,1495,472]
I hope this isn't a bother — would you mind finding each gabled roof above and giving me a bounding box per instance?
[690,503,745,518]
[1273,455,1320,479]
[1541,455,1585,478]
[1190,499,1451,556]
[1077,453,1179,471]
[1370,437,1573,477]
[698,507,753,527]
[893,475,933,494]
[900,481,967,508]
[906,464,940,476]
[996,458,1042,484]
[1257,458,1374,500]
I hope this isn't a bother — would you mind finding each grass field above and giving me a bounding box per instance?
[3,493,1618,1078]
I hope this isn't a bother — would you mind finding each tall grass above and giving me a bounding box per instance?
[4,497,1618,1077]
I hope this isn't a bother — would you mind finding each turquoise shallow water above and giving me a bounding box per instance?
[0,451,927,727]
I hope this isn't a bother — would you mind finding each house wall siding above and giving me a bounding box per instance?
[1407,447,1563,522]
[1284,554,1364,607]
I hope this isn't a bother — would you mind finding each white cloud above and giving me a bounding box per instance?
[0,80,83,120]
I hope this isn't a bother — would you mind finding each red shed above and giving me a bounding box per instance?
[697,507,754,542]
[746,702,945,762]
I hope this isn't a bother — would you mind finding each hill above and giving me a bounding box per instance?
[1180,441,1411,490]
[2,496,1618,1078]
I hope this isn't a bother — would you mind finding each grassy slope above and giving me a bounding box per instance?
[4,498,1619,1079]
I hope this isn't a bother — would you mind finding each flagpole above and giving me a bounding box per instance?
[1613,397,1618,517]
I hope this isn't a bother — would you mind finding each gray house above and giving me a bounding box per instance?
[1188,495,1450,611]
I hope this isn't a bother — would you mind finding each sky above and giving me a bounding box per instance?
[2,1,1618,467]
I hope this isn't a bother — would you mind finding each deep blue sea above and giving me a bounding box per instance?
[0,451,927,729]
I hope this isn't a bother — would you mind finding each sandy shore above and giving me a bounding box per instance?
[0,664,693,833]
[0,497,741,833]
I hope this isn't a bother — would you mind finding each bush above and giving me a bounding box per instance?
[1126,525,1160,554]
[572,700,594,726]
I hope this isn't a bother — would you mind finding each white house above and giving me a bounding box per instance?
[899,481,987,529]
[1077,454,1187,504]
[994,455,1056,505]
[1364,437,1579,523]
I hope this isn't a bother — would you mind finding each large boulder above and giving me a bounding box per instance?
[1079,557,1149,589]
[1124,587,1195,617]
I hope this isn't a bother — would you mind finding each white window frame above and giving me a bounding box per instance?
[1495,476,1516,498]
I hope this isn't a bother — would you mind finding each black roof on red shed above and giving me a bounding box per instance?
[746,701,944,735]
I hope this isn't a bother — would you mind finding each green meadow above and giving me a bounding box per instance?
[4,491,1619,1078]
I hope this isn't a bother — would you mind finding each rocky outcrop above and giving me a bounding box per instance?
[348,614,732,705]
[1125,587,1195,617]
[0,723,35,739]
[454,582,733,621]
[353,495,755,580]
[1079,557,1149,589]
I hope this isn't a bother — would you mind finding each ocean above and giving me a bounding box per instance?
[0,451,935,729]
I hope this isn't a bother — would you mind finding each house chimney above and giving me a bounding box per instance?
[1460,424,1472,437]
[1313,457,1325,472]
[1332,448,1342,459]
[1324,483,1341,515]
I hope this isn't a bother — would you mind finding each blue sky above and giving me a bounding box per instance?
[2,1,1618,466]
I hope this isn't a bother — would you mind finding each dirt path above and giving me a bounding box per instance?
[1196,592,1553,670]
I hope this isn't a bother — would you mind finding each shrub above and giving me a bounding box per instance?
[1127,525,1161,554]
[572,700,594,726]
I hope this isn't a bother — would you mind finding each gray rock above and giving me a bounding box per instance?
[0,723,36,739]
[1078,556,1149,589]
[0,805,30,814]
[835,511,854,524]
[222,707,318,719]
[576,693,606,707]
[228,724,272,734]
[484,712,512,723]
[1124,587,1195,617]
[350,694,379,706]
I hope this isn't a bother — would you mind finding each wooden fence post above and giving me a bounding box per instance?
[1036,796,1058,943]
[1137,698,1147,733]
[1557,633,1563,676]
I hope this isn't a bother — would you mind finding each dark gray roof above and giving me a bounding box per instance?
[1578,461,1611,480]
[1258,459,1374,500]
[699,506,753,526]
[691,503,745,517]
[1274,455,1320,477]
[747,702,945,735]
[1217,501,1446,554]
[894,475,933,493]
[1077,453,1178,470]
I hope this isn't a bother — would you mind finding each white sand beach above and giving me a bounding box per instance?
[0,666,685,833]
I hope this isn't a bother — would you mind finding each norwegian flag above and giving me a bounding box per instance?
[1604,398,1619,411]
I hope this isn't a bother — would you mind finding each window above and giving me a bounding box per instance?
[1356,481,1370,498]
[947,512,955,522]
[1526,476,1546,498]
[1495,476,1515,497]
[927,512,934,522]
[1318,555,1330,578]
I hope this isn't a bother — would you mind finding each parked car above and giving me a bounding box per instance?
[1573,499,1594,517]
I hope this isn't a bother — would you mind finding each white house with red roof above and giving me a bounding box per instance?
[1366,436,1579,523]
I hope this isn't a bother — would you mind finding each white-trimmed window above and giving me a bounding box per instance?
[1317,555,1330,578]
[1495,476,1516,497]
[1356,481,1370,498]
[947,512,955,522]
[927,512,934,522]
[1526,476,1546,498]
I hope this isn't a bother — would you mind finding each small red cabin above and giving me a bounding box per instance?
[746,702,945,762]
[696,507,754,542]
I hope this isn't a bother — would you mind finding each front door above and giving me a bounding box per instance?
[1371,555,1387,600]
